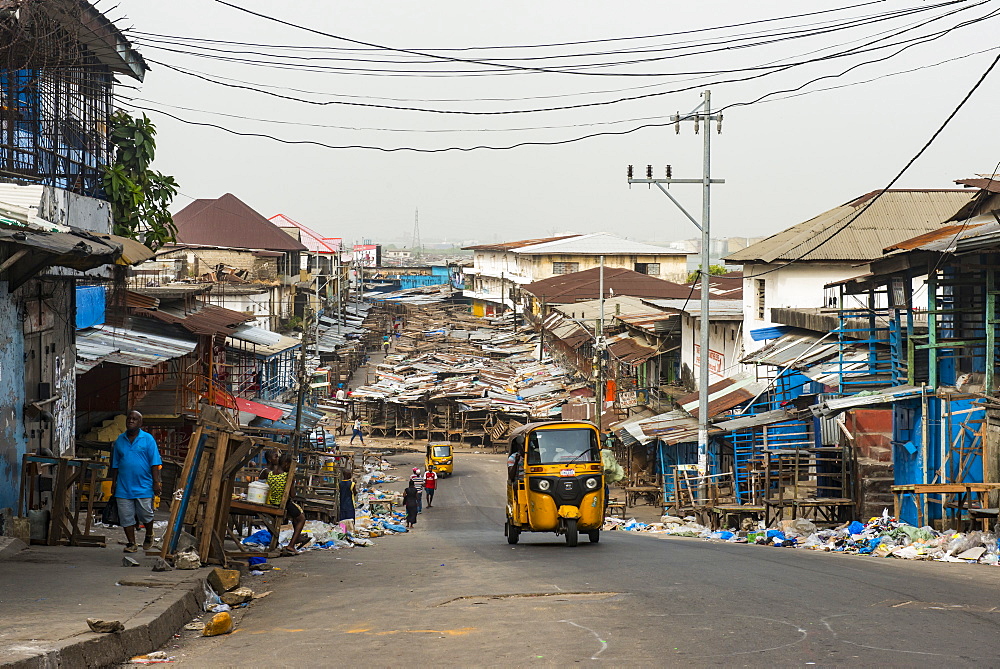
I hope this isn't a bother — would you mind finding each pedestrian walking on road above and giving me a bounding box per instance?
[110,410,162,553]
[349,418,365,445]
[423,466,438,508]
[403,481,419,529]
[410,467,425,513]
[382,334,391,353]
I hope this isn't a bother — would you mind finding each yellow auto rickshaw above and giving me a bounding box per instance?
[426,442,454,477]
[505,421,604,547]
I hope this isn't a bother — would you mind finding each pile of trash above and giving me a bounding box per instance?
[605,510,1000,566]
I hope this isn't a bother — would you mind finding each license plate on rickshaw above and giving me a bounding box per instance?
[559,468,575,477]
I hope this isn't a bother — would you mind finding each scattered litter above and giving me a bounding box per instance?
[609,508,1000,567]
[129,651,174,664]
[122,556,139,568]
[183,621,206,631]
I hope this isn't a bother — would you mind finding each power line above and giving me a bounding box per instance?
[142,8,998,117]
[122,44,999,136]
[130,4,955,71]
[745,49,1000,280]
[208,0,984,77]
[132,2,894,54]
[127,25,997,153]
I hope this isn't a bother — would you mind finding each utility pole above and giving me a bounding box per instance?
[627,89,724,475]
[596,255,606,433]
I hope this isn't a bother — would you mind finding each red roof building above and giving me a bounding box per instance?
[172,194,307,252]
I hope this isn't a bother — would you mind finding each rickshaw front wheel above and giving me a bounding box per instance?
[564,518,578,547]
[506,521,520,545]
[588,529,600,544]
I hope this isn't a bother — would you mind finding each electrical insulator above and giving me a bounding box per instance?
[627,165,633,179]
[717,114,723,134]
[694,115,700,134]
[674,113,680,134]
[646,165,652,179]
[665,165,672,179]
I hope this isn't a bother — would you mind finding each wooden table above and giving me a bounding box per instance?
[892,483,1000,529]
[625,485,663,508]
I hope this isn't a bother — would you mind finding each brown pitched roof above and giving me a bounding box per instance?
[134,302,254,336]
[172,194,307,252]
[462,235,580,252]
[523,267,694,304]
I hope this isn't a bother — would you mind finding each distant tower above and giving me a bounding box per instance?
[411,208,421,260]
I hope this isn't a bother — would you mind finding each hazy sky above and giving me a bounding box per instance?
[108,1,1000,247]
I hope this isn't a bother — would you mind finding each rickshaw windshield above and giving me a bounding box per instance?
[432,445,451,457]
[526,428,599,465]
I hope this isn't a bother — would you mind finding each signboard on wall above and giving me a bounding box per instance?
[352,244,381,266]
[618,390,638,408]
[694,345,724,375]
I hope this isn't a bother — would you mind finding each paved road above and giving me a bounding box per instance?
[164,452,1000,667]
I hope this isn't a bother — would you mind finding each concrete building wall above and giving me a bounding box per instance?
[159,248,280,281]
[739,262,870,354]
[528,253,688,283]
[679,314,744,390]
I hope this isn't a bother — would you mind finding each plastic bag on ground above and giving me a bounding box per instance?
[202,581,222,611]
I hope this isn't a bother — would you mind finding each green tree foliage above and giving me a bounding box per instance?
[686,264,728,283]
[101,112,179,251]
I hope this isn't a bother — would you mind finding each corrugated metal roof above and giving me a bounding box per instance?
[524,267,694,304]
[268,214,341,254]
[884,214,997,253]
[742,333,839,367]
[712,408,802,432]
[642,298,743,318]
[724,190,974,263]
[0,183,43,210]
[135,302,254,336]
[631,410,723,445]
[76,325,197,374]
[172,194,308,252]
[245,334,301,358]
[515,232,689,256]
[230,323,282,346]
[676,375,765,418]
[463,235,580,252]
[810,385,926,417]
[605,332,660,364]
[955,177,1000,194]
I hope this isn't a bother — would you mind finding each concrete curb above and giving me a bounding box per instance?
[3,574,205,669]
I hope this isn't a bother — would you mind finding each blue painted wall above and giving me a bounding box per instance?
[0,281,26,511]
[892,396,984,525]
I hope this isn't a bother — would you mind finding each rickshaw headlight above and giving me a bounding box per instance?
[537,479,551,491]
[585,477,600,490]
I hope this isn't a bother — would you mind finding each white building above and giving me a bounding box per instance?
[724,189,974,355]
[463,232,690,317]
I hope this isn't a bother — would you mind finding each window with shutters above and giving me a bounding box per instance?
[756,279,766,320]
[552,262,580,275]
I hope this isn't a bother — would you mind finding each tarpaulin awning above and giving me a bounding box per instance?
[215,395,284,421]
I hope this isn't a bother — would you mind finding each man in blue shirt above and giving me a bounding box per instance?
[110,411,162,553]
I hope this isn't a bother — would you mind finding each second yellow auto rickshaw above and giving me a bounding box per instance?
[426,442,454,477]
[505,421,604,547]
